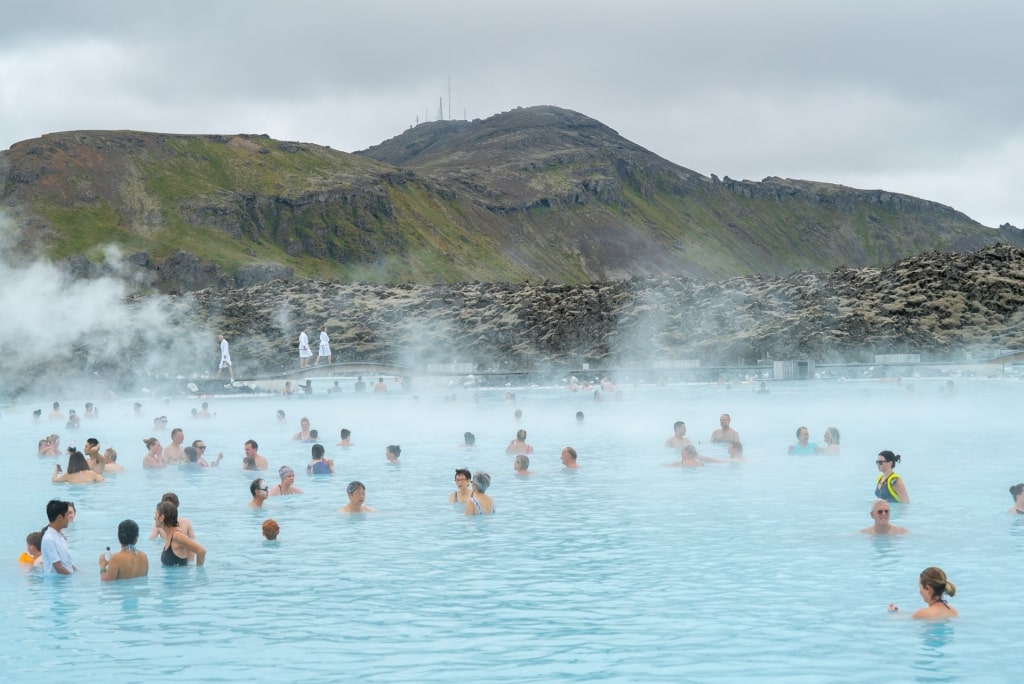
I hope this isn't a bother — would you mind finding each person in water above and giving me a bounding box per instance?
[99,519,149,581]
[711,413,740,443]
[52,450,105,483]
[339,481,374,513]
[860,500,908,535]
[465,472,494,516]
[269,466,304,496]
[911,567,957,620]
[788,427,817,455]
[1008,483,1024,514]
[19,531,43,567]
[513,454,533,476]
[249,478,269,508]
[262,519,280,541]
[875,450,910,503]
[505,429,533,455]
[449,468,473,504]
[307,444,334,474]
[155,501,206,566]
[816,427,840,455]
[664,421,692,449]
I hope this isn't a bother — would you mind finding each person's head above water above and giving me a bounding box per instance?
[472,471,491,493]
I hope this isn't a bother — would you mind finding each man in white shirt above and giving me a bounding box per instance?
[41,499,76,575]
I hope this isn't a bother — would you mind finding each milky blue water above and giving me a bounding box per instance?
[2,378,1021,682]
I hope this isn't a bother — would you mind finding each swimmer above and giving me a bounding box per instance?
[816,427,840,455]
[788,426,817,455]
[164,427,187,465]
[860,500,908,535]
[1008,483,1024,514]
[155,501,206,566]
[149,493,196,545]
[666,444,706,468]
[99,519,149,581]
[513,454,533,476]
[514,408,523,423]
[711,413,740,444]
[339,481,374,513]
[197,401,212,419]
[249,478,269,508]
[449,468,473,504]
[911,567,957,620]
[269,466,304,495]
[192,439,221,467]
[728,441,747,461]
[141,437,165,469]
[83,402,98,418]
[505,429,533,455]
[83,437,105,474]
[386,445,402,464]
[307,444,334,475]
[103,448,124,473]
[576,411,585,424]
[875,450,910,503]
[276,409,286,425]
[458,432,475,448]
[465,472,494,515]
[664,420,693,449]
[560,446,579,469]
[374,377,387,393]
[19,531,43,567]
[336,428,354,447]
[52,451,105,483]
[242,439,268,471]
[262,519,280,541]
[292,417,312,441]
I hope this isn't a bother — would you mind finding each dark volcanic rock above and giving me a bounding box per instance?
[188,244,1024,376]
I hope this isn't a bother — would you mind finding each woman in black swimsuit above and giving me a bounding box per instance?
[1008,483,1024,514]
[155,501,206,567]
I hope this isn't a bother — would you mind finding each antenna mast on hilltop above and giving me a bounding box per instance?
[437,97,444,122]
[448,77,452,121]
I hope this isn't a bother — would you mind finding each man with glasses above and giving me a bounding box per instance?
[249,479,269,508]
[860,500,908,535]
[192,439,223,467]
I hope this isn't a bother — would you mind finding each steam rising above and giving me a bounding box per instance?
[0,212,211,400]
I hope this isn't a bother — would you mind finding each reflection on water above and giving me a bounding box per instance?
[1,378,1022,681]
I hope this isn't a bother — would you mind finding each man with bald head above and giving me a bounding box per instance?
[860,500,908,535]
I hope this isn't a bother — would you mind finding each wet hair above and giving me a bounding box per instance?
[472,471,491,493]
[245,439,258,450]
[463,431,475,445]
[878,450,901,465]
[347,481,365,496]
[66,450,90,474]
[516,429,527,441]
[104,448,118,462]
[86,437,99,447]
[250,478,265,496]
[514,455,530,470]
[455,468,472,481]
[576,411,584,422]
[46,499,69,523]
[1010,483,1024,500]
[919,566,956,600]
[184,446,199,463]
[825,427,840,444]
[340,428,351,439]
[309,429,318,439]
[143,437,159,449]
[300,417,310,426]
[156,501,179,528]
[117,519,140,546]
[563,446,578,462]
[673,420,685,430]
[171,428,183,439]
[161,492,181,507]
[262,519,280,541]
[33,409,42,417]
[514,409,523,419]
[311,444,325,460]
[276,410,285,419]
[795,426,808,438]
[26,530,43,550]
[387,445,401,459]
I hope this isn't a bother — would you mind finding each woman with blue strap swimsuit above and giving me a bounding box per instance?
[465,471,495,516]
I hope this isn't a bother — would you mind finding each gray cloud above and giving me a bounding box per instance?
[2,0,1021,227]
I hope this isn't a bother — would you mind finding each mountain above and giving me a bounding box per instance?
[1,105,1020,292]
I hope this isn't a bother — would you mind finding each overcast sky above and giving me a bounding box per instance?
[2,0,1020,228]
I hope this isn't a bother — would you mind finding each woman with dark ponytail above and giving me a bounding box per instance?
[874,451,909,503]
[1008,483,1024,514]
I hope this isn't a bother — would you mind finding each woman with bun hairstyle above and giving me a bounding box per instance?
[874,450,909,503]
[912,567,957,620]
[1009,484,1024,514]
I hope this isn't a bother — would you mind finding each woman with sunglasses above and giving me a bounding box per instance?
[874,450,909,503]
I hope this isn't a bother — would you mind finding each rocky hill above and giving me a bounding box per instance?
[2,106,1021,293]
